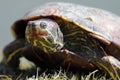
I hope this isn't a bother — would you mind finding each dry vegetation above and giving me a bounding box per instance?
[0,68,114,80]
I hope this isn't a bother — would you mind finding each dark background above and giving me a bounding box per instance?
[0,0,120,48]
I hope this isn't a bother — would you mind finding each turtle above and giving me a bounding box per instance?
[3,2,120,79]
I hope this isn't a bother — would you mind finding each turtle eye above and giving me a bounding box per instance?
[40,22,47,29]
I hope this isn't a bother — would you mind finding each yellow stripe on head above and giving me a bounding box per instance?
[42,36,51,45]
[33,40,37,46]
[39,41,57,53]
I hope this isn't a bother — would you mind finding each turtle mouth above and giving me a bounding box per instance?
[26,27,47,37]
[25,27,47,45]
[25,29,57,52]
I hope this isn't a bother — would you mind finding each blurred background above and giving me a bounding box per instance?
[0,0,120,49]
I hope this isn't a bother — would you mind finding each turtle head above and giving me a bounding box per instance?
[25,18,63,53]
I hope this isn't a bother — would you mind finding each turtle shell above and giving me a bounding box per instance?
[4,2,120,73]
[12,2,120,60]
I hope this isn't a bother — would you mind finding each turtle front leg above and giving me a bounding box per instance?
[58,49,95,70]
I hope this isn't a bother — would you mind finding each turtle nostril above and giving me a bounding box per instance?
[28,23,36,30]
